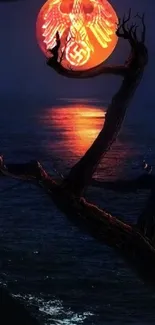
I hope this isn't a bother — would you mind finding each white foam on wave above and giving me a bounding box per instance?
[12,293,94,325]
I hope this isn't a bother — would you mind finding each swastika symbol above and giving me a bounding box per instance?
[66,41,90,66]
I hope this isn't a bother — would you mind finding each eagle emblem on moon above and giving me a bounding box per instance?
[36,0,118,69]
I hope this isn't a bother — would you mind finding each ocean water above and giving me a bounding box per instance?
[1,98,155,324]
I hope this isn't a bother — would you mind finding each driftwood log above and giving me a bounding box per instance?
[1,11,154,285]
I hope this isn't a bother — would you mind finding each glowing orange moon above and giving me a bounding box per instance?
[36,0,118,70]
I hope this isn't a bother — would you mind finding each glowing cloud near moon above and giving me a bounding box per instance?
[36,0,118,70]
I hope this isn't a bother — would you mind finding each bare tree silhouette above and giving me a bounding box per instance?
[1,11,153,285]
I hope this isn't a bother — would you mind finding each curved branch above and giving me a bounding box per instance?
[61,12,148,195]
[46,59,127,78]
[46,9,148,80]
[46,30,126,78]
[0,12,151,286]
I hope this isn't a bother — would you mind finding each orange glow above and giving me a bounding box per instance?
[36,0,118,70]
[40,103,135,179]
[46,104,105,156]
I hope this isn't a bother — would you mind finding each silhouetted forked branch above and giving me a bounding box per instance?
[116,9,146,44]
[46,9,147,78]
[46,28,127,78]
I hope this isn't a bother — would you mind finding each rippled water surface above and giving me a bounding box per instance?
[1,98,155,324]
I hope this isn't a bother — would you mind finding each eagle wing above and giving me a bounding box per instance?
[86,0,117,48]
[42,1,70,50]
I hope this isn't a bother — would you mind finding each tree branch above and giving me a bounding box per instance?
[0,12,152,286]
[46,30,127,78]
[61,12,148,196]
[1,157,155,286]
[116,9,146,46]
[135,13,146,43]
[47,58,127,78]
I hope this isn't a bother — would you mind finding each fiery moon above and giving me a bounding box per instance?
[36,0,118,70]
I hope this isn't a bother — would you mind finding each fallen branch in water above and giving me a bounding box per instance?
[1,156,155,286]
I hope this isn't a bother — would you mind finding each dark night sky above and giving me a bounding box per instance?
[0,0,154,108]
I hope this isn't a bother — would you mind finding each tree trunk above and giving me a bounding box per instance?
[1,12,153,285]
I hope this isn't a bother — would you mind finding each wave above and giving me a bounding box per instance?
[12,293,94,325]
